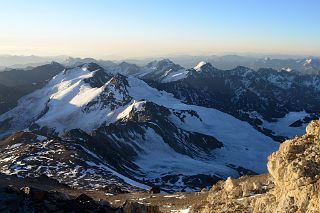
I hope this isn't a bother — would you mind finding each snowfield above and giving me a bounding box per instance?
[127,76,279,174]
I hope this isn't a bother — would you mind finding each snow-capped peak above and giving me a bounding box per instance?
[194,61,208,71]
[305,59,312,65]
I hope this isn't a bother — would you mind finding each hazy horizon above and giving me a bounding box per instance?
[1,0,320,58]
[1,52,320,64]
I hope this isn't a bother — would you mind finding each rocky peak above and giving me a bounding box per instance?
[112,62,141,75]
[147,58,172,67]
[124,101,170,123]
[83,65,113,88]
[109,73,129,87]
[230,66,254,77]
[81,62,104,72]
[118,61,139,70]
[84,74,131,112]
[146,59,182,71]
[141,59,185,82]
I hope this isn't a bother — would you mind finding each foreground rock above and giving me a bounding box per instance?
[0,185,163,213]
[0,186,116,212]
[196,120,320,213]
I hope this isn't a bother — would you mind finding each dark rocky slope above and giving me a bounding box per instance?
[0,62,65,114]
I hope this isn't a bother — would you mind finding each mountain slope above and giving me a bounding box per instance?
[0,84,22,115]
[0,62,65,114]
[0,131,146,191]
[0,63,279,192]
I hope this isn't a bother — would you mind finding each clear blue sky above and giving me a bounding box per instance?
[0,0,319,59]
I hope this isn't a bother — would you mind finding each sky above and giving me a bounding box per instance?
[0,0,319,59]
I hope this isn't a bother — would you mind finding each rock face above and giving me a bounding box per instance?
[197,120,320,213]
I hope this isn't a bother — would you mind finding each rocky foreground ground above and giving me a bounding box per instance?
[0,120,319,213]
[194,120,320,213]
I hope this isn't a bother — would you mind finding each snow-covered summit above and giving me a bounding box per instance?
[79,62,104,72]
[140,59,188,83]
[304,58,314,65]
[194,61,208,71]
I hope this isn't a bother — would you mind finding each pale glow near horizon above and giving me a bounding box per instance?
[0,0,319,59]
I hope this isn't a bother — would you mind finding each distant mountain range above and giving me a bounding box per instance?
[0,58,319,192]
[1,54,320,75]
[64,55,320,75]
[0,55,67,70]
[166,55,320,74]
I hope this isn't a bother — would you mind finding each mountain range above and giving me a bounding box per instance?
[0,59,319,193]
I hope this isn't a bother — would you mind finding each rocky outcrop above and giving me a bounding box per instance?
[197,120,320,213]
[263,119,320,212]
[0,185,163,213]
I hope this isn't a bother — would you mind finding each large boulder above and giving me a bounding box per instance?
[264,120,320,212]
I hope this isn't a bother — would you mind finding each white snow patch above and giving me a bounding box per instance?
[171,208,190,213]
[161,69,189,83]
[105,193,114,196]
[261,111,308,138]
